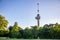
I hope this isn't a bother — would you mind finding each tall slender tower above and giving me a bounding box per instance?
[35,3,40,27]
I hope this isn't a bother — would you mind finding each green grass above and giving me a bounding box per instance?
[0,37,59,40]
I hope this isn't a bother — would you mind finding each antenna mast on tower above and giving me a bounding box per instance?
[37,3,39,14]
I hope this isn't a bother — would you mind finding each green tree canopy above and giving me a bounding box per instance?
[0,15,8,28]
[0,15,9,36]
[11,22,20,38]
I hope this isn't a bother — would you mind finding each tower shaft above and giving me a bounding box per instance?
[37,20,39,27]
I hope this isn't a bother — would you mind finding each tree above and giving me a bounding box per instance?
[53,23,60,38]
[8,26,13,37]
[42,24,51,38]
[23,27,32,39]
[0,15,9,36]
[31,26,40,39]
[11,22,20,38]
[48,23,60,39]
[0,15,8,28]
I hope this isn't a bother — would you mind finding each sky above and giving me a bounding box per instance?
[0,0,60,29]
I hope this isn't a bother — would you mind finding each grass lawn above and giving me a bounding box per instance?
[0,37,59,40]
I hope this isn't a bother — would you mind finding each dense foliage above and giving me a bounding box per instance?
[0,15,60,39]
[0,15,9,37]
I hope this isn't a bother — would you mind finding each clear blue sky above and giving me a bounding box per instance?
[0,0,60,28]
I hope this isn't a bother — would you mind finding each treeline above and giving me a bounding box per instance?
[0,15,60,39]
